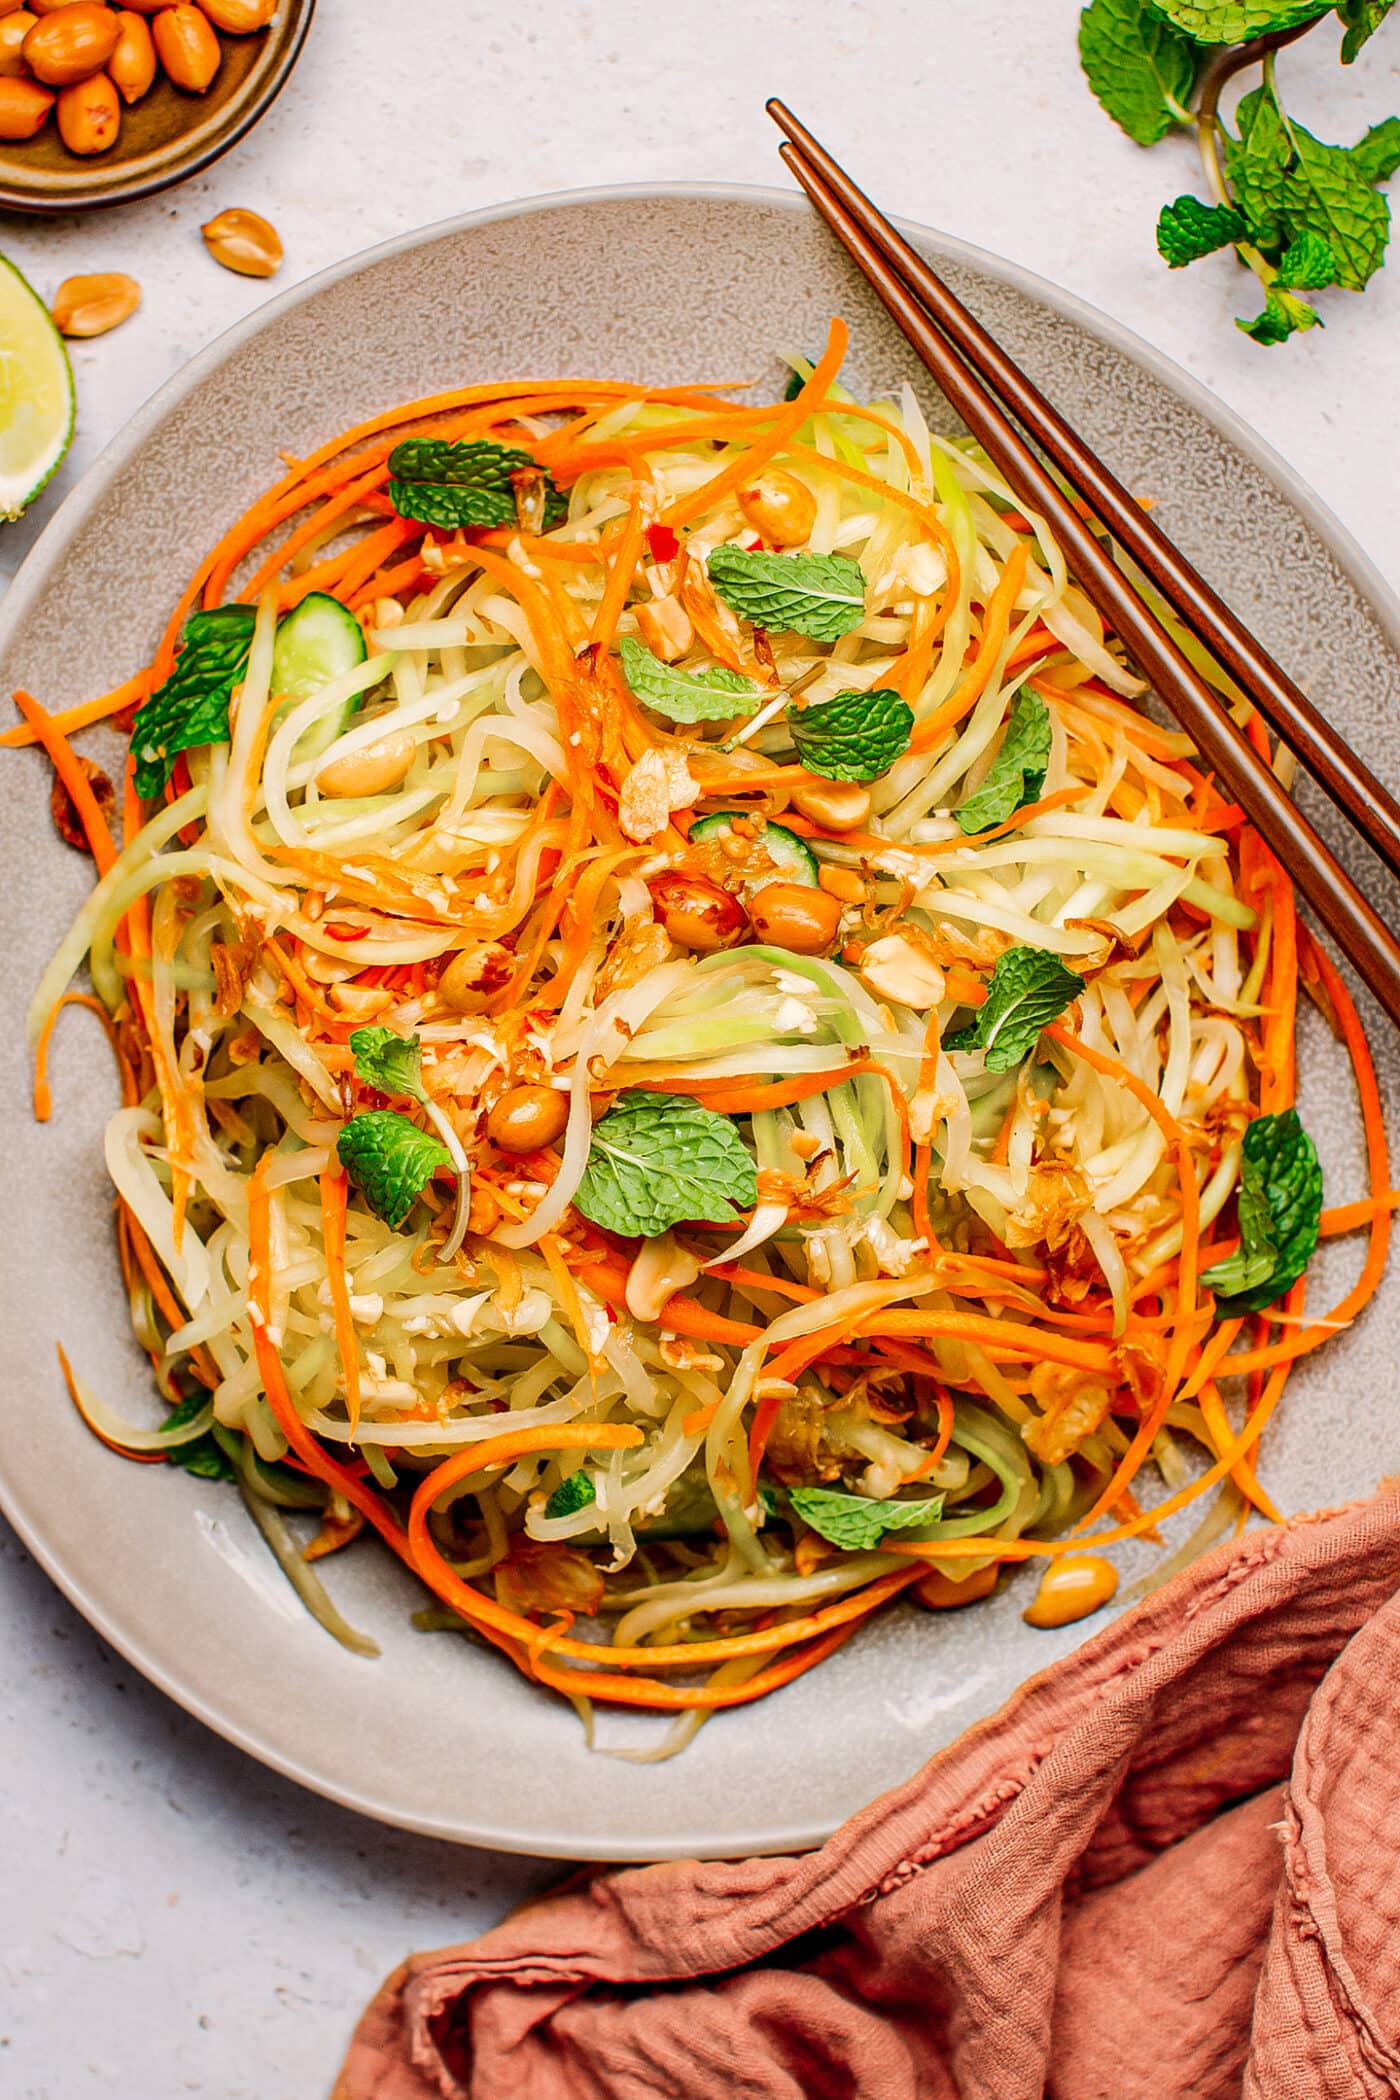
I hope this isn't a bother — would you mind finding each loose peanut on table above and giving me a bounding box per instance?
[201,205,283,277]
[51,270,141,336]
[1021,1554,1119,1629]
[55,66,118,153]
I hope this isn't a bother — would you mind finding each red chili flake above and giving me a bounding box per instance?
[744,537,765,553]
[646,523,679,563]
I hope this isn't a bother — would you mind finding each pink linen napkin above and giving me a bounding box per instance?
[336,1487,1400,2099]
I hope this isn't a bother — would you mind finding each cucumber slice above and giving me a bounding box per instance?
[688,812,819,888]
[271,593,369,760]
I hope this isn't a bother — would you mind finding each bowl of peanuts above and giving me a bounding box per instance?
[0,0,313,211]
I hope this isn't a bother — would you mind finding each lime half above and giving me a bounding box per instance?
[0,254,74,523]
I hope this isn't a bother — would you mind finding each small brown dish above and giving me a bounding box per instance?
[0,0,313,215]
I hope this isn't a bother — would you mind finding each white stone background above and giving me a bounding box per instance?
[1,2,1397,2094]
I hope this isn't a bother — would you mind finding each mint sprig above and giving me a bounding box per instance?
[788,1485,946,1551]
[575,1090,757,1240]
[1078,0,1400,346]
[788,686,914,781]
[617,636,763,723]
[337,1110,451,1230]
[130,606,256,798]
[945,946,1085,1074]
[706,546,867,642]
[387,438,567,532]
[1202,1108,1322,1312]
[955,689,1051,833]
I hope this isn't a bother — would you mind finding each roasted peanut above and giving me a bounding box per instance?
[0,0,26,16]
[314,729,416,799]
[105,0,170,11]
[648,869,748,953]
[1022,1554,1119,1629]
[437,940,514,1014]
[913,1563,1001,1611]
[201,204,282,277]
[465,1184,501,1238]
[107,7,153,99]
[28,0,96,14]
[818,863,867,906]
[633,594,693,664]
[197,0,275,28]
[748,881,842,954]
[55,65,117,150]
[0,72,51,129]
[327,981,392,1022]
[0,12,37,75]
[51,269,140,336]
[859,933,946,1011]
[487,1084,569,1155]
[737,468,816,548]
[151,2,218,89]
[23,2,117,83]
[788,773,872,832]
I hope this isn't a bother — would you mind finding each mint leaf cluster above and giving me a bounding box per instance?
[1201,1108,1322,1311]
[337,1111,451,1230]
[706,545,867,642]
[787,1485,946,1550]
[955,689,1051,834]
[387,438,568,532]
[575,1090,757,1240]
[1079,0,1400,345]
[944,946,1086,1073]
[130,605,256,798]
[788,685,914,781]
[617,635,763,722]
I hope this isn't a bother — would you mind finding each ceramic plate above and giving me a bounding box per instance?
[2,186,1398,1861]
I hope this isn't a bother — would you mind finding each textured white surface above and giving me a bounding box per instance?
[0,2,1396,2094]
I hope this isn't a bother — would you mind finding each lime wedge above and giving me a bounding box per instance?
[0,254,75,523]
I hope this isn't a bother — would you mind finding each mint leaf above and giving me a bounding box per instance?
[545,1472,596,1519]
[130,606,255,798]
[1276,228,1338,285]
[617,635,763,723]
[788,686,914,781]
[1078,0,1200,145]
[337,1110,450,1230]
[707,546,867,642]
[1157,194,1249,266]
[1350,114,1400,184]
[160,1392,234,1481]
[387,439,567,532]
[1238,285,1322,339]
[788,1485,946,1550]
[955,689,1051,833]
[1338,0,1394,62]
[1228,91,1395,290]
[1152,0,1329,37]
[1202,1108,1322,1313]
[955,947,1085,1073]
[575,1090,757,1240]
[349,1025,427,1104]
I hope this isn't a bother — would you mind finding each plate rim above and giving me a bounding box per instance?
[4,179,1398,1862]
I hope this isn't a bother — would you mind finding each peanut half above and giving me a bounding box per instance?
[201,204,282,277]
[52,271,141,338]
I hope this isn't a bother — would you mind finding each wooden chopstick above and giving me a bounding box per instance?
[768,111,1400,1032]
[768,98,1400,893]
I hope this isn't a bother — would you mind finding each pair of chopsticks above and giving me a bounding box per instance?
[767,100,1400,1032]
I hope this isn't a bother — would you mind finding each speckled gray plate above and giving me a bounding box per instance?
[3,186,1399,1862]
